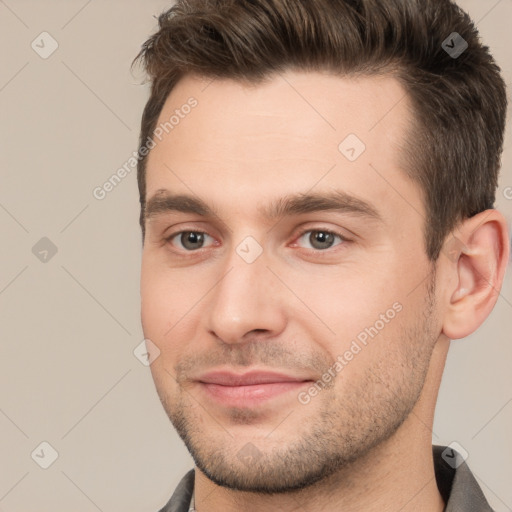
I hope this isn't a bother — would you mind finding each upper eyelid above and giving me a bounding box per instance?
[167,230,216,245]
[291,228,348,249]
[166,226,348,239]
[157,212,358,238]
[166,227,349,251]
[295,227,348,238]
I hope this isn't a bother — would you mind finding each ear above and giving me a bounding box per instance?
[441,209,510,340]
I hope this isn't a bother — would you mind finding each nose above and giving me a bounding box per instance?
[205,248,287,345]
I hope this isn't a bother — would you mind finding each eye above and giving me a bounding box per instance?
[295,229,347,251]
[168,231,215,251]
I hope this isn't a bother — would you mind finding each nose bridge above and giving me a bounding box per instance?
[205,240,286,344]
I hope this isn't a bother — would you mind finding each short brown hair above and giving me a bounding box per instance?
[132,0,507,261]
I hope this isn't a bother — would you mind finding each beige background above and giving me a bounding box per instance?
[0,0,511,510]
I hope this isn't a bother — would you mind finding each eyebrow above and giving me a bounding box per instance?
[144,188,384,224]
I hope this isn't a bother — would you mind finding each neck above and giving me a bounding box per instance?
[194,337,450,512]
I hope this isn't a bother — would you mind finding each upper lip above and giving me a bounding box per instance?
[197,370,312,386]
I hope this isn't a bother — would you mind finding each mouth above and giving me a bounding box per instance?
[196,369,313,407]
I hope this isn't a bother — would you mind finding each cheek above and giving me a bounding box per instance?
[140,259,210,369]
[141,256,193,322]
[141,262,185,348]
[289,265,401,336]
[140,268,168,337]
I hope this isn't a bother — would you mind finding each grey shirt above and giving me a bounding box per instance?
[157,445,494,512]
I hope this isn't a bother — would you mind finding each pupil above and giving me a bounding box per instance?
[310,231,334,249]
[182,232,204,249]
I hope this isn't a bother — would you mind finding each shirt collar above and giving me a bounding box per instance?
[188,489,196,512]
[173,445,493,512]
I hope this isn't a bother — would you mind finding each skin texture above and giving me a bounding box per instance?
[140,71,509,512]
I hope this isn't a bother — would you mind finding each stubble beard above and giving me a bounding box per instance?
[156,270,438,494]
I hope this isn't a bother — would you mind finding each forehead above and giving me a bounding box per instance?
[145,70,423,227]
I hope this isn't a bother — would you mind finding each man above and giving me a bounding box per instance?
[133,0,509,510]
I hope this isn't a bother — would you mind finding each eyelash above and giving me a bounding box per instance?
[164,227,350,254]
[293,228,349,252]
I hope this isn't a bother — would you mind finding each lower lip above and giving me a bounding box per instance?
[199,381,310,407]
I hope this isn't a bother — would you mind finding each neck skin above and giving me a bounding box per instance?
[193,336,450,512]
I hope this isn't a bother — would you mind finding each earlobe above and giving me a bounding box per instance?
[441,210,510,340]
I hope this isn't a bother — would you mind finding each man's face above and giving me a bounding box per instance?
[140,71,441,492]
